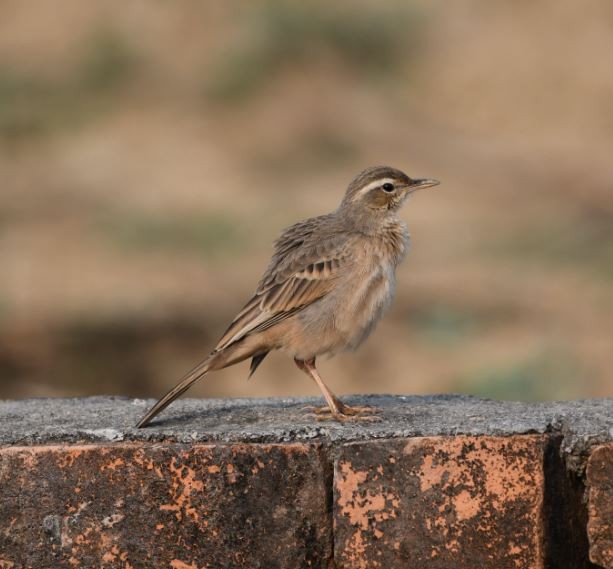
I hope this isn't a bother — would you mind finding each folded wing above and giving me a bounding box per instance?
[214,216,351,351]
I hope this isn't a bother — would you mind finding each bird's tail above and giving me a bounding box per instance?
[135,355,213,428]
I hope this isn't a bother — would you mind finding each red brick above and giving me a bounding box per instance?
[0,443,330,568]
[333,435,546,569]
[587,444,613,568]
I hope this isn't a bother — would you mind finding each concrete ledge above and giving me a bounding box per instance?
[1,395,612,568]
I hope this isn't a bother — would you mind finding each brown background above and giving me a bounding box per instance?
[1,0,612,402]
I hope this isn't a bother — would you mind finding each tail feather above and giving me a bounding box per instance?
[248,351,269,380]
[135,356,212,428]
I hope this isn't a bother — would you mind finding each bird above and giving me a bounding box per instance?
[136,166,439,428]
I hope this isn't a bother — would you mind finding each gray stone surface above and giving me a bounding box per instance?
[1,395,612,459]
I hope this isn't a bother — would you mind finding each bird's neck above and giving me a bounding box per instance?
[337,205,401,237]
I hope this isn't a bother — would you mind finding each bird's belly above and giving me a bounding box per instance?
[336,265,396,350]
[283,254,399,360]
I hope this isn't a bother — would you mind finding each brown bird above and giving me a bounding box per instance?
[136,166,439,427]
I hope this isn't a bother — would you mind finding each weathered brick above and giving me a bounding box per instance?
[333,435,546,569]
[0,443,331,569]
[587,444,613,568]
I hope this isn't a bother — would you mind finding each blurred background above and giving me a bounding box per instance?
[1,0,612,403]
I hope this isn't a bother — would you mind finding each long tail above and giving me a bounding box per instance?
[135,356,213,428]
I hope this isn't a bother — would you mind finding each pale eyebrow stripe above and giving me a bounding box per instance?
[351,177,397,201]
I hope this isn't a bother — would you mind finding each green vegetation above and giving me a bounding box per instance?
[98,212,248,260]
[412,304,479,347]
[0,30,136,141]
[454,352,586,401]
[411,302,516,348]
[77,30,136,94]
[206,1,418,101]
[0,298,9,321]
[492,210,613,282]
[252,127,358,173]
[0,67,58,139]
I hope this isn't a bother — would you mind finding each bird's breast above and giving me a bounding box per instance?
[379,218,410,265]
[290,221,410,358]
[334,230,407,350]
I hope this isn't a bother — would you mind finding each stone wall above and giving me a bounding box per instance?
[0,395,612,568]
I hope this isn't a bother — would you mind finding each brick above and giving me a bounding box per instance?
[0,443,331,569]
[587,444,613,568]
[333,435,546,569]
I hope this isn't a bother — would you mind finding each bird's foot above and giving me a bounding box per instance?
[303,405,380,423]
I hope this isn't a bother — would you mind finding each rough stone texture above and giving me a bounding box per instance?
[1,395,612,467]
[0,443,331,569]
[1,395,612,568]
[334,436,546,569]
[587,444,613,568]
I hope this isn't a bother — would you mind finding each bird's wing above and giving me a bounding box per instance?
[136,216,350,428]
[214,216,351,351]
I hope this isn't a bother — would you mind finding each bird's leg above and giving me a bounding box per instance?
[295,357,344,416]
[294,357,378,421]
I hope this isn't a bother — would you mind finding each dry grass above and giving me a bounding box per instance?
[1,0,612,402]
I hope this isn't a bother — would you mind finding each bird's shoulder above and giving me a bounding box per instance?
[272,213,342,252]
[258,212,355,291]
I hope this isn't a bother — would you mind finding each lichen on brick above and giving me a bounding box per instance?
[334,436,547,569]
[586,444,613,568]
[0,443,331,568]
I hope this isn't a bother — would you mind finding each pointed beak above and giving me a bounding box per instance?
[408,178,440,192]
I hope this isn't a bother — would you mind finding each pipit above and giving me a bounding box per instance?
[136,166,439,427]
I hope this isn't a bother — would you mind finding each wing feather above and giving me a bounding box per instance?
[214,215,351,351]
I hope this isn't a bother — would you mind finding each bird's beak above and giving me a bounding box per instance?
[408,178,440,192]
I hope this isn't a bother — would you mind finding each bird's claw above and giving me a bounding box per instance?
[303,405,381,423]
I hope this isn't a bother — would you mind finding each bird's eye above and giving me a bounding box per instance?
[382,183,394,192]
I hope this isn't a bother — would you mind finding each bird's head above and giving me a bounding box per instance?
[340,166,439,216]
